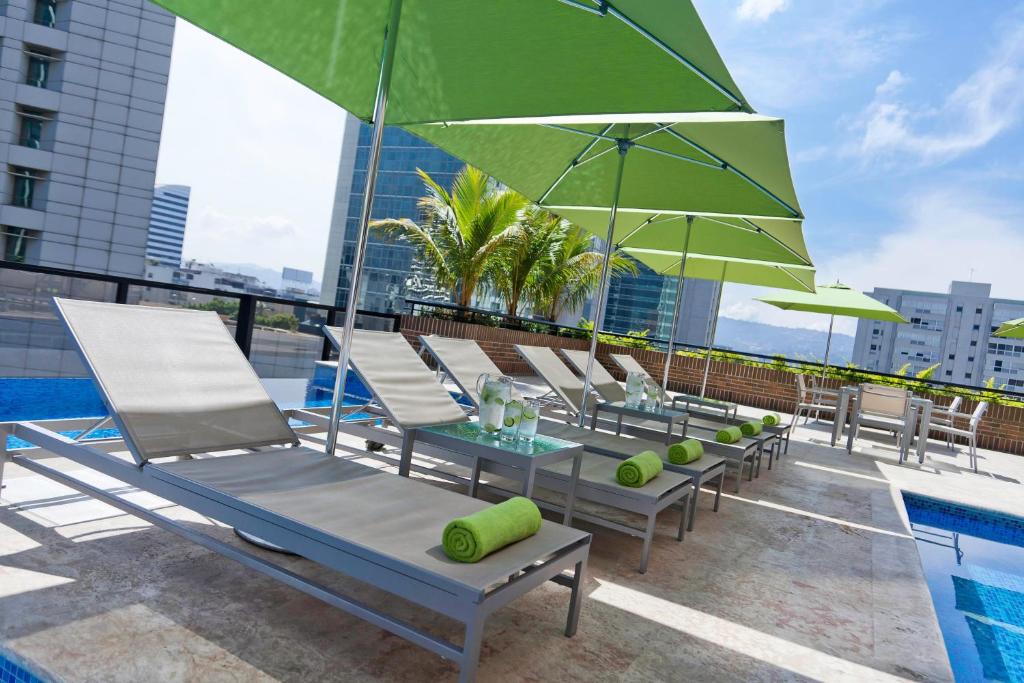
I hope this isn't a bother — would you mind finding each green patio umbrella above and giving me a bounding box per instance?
[154,0,755,450]
[624,249,816,396]
[994,318,1024,338]
[407,113,809,423]
[756,283,908,379]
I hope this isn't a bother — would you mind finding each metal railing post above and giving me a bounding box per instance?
[114,279,129,304]
[235,295,256,357]
[321,309,337,361]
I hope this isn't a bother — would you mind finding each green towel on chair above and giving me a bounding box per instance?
[716,426,743,444]
[442,497,541,563]
[616,450,663,487]
[740,421,763,437]
[762,413,781,426]
[668,439,703,465]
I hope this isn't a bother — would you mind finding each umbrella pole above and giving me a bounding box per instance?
[326,0,403,453]
[660,215,693,396]
[578,139,629,428]
[821,313,835,381]
[700,276,724,398]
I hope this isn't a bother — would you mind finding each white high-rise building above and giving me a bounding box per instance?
[145,183,189,266]
[852,281,1024,391]
[0,0,175,275]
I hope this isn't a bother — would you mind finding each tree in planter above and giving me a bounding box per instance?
[529,224,637,321]
[370,165,526,308]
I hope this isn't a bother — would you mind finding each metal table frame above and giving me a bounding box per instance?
[831,386,933,463]
[400,424,584,525]
[590,400,689,444]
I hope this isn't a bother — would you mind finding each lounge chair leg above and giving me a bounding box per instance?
[687,482,699,531]
[639,514,657,573]
[754,449,762,478]
[748,456,755,482]
[734,463,742,494]
[468,457,482,498]
[459,614,485,683]
[398,430,415,477]
[565,558,586,637]
[713,470,724,511]
[677,494,688,541]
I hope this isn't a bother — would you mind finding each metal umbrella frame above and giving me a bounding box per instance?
[756,283,909,379]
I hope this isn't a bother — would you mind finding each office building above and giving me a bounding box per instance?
[603,257,719,346]
[0,0,175,276]
[145,183,188,265]
[852,281,1024,390]
[321,112,461,313]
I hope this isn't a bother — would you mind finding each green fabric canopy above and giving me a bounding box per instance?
[152,0,750,123]
[406,113,808,263]
[994,318,1024,339]
[756,283,907,322]
[622,249,816,292]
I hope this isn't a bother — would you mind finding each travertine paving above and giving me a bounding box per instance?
[3,406,1023,682]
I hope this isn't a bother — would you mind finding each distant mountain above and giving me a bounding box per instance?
[710,317,853,365]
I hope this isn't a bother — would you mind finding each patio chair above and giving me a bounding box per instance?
[558,347,780,470]
[321,330,694,573]
[786,374,839,450]
[926,401,988,473]
[844,383,917,462]
[928,396,963,449]
[417,335,727,531]
[3,299,590,683]
[607,352,739,421]
[515,344,760,492]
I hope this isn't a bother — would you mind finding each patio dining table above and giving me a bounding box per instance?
[830,385,933,463]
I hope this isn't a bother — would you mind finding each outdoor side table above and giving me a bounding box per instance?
[399,421,584,525]
[590,400,689,444]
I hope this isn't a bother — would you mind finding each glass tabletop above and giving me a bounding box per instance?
[421,420,578,457]
[603,401,687,419]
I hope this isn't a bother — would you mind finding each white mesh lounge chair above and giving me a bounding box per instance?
[608,352,738,420]
[926,401,988,473]
[845,383,917,461]
[560,348,780,469]
[322,330,693,574]
[517,344,759,493]
[2,299,590,682]
[418,335,727,531]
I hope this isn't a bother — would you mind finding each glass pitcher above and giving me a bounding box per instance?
[625,371,645,408]
[476,373,513,437]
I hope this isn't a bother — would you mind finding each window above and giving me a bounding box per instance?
[965,372,972,379]
[972,324,980,331]
[33,0,57,27]
[945,370,952,377]
[948,354,955,360]
[25,48,57,89]
[18,113,46,150]
[870,344,877,351]
[976,307,983,314]
[1,227,34,263]
[970,340,977,347]
[10,167,41,209]
[968,356,975,362]
[956,305,963,312]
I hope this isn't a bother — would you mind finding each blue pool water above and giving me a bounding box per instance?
[0,651,47,683]
[904,492,1024,682]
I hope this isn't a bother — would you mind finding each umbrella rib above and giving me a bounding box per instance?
[661,127,802,218]
[631,142,723,170]
[775,265,815,292]
[538,123,614,204]
[616,213,662,246]
[738,217,812,266]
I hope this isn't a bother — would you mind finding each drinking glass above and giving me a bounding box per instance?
[518,398,540,444]
[501,399,522,442]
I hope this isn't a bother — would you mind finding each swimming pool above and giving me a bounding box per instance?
[0,650,47,683]
[904,492,1024,682]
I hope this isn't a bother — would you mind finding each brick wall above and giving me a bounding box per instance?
[400,315,1024,456]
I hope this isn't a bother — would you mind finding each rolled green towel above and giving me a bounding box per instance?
[739,421,762,437]
[762,413,781,426]
[716,426,743,444]
[668,439,703,465]
[616,450,663,488]
[442,497,541,563]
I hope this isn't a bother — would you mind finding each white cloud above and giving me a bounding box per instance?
[156,21,346,278]
[735,0,788,22]
[848,20,1024,165]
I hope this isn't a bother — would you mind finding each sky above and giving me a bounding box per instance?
[154,1,1024,335]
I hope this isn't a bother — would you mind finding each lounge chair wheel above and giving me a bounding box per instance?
[234,528,299,555]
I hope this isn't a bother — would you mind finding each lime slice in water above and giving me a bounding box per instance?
[483,423,498,432]
[523,409,537,420]
[503,417,515,427]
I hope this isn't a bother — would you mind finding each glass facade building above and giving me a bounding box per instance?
[145,185,190,267]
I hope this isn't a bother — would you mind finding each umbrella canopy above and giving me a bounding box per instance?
[994,318,1024,339]
[152,0,750,121]
[407,113,808,260]
[623,249,816,292]
[756,283,907,322]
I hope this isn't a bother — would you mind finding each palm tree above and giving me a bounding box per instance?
[370,165,526,308]
[530,225,638,322]
[486,207,566,316]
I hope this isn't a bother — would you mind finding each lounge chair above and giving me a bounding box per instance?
[2,299,590,682]
[559,348,779,466]
[607,352,738,420]
[516,344,759,492]
[322,330,693,573]
[417,335,727,531]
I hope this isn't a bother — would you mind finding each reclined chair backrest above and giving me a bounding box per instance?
[54,298,297,464]
[559,349,627,403]
[514,344,585,415]
[969,401,989,430]
[417,335,505,407]
[323,328,469,429]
